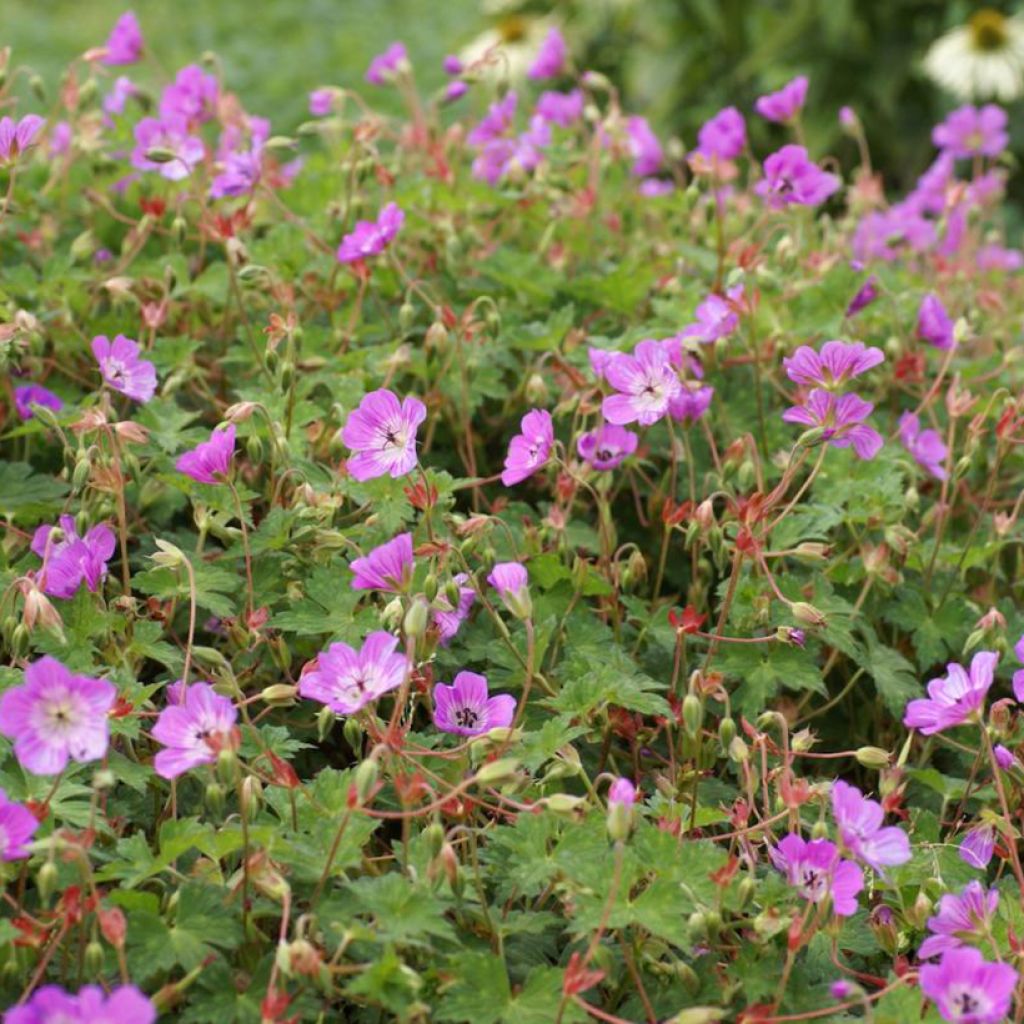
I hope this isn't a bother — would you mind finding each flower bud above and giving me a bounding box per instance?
[423,574,438,603]
[854,746,891,769]
[403,596,430,638]
[811,819,829,840]
[205,781,226,816]
[260,683,298,707]
[474,758,519,786]
[790,602,827,628]
[422,822,445,857]
[241,776,263,820]
[728,736,749,763]
[37,861,59,904]
[354,759,379,804]
[718,717,737,751]
[545,793,588,817]
[216,748,239,785]
[85,940,105,976]
[682,694,703,739]
[318,705,337,742]
[381,596,404,630]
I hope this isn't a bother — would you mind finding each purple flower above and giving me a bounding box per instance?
[608,777,636,807]
[782,390,883,460]
[487,562,531,619]
[14,384,62,421]
[769,833,864,916]
[908,152,956,216]
[103,76,138,118]
[830,780,911,875]
[577,424,638,471]
[366,42,408,85]
[755,144,840,210]
[131,116,205,180]
[336,202,404,263]
[176,424,236,484]
[960,825,995,870]
[830,980,854,1000]
[625,116,663,177]
[536,89,584,128]
[694,107,746,162]
[845,276,879,317]
[994,744,1017,771]
[639,178,675,198]
[102,11,143,65]
[899,413,948,481]
[932,105,1009,159]
[431,573,475,644]
[839,106,857,129]
[588,347,616,382]
[0,115,45,164]
[919,882,999,960]
[49,121,72,157]
[755,75,808,123]
[528,27,566,80]
[341,388,426,481]
[309,88,335,116]
[32,515,116,600]
[977,244,1024,272]
[0,788,38,860]
[852,205,936,263]
[472,116,550,184]
[444,81,469,104]
[783,340,884,389]
[501,409,553,486]
[443,55,464,75]
[468,93,517,146]
[350,533,414,593]
[917,294,955,350]
[602,340,682,426]
[298,631,408,715]
[668,384,714,426]
[433,671,515,736]
[92,334,157,403]
[679,291,740,345]
[151,682,237,780]
[0,657,116,776]
[919,947,1016,1024]
[904,651,999,735]
[159,65,218,124]
[6,984,156,1024]
[210,147,262,199]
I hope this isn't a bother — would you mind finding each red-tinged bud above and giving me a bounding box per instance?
[787,914,804,952]
[99,906,126,947]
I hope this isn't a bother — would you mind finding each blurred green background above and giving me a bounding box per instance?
[4,0,1021,193]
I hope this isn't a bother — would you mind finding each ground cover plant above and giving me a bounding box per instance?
[1,10,1024,1024]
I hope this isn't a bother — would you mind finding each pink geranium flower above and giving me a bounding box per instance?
[298,631,408,715]
[625,116,663,177]
[528,27,567,80]
[755,144,840,209]
[932,104,1009,159]
[0,789,39,860]
[783,340,884,389]
[602,340,682,426]
[14,384,63,421]
[917,294,955,350]
[6,984,156,1024]
[366,42,408,85]
[536,89,584,128]
[341,389,426,481]
[92,334,157,402]
[102,11,143,65]
[131,116,205,180]
[151,682,238,779]
[899,413,948,481]
[0,115,45,164]
[830,780,911,875]
[487,562,531,619]
[782,390,883,459]
[668,384,714,426]
[0,657,116,776]
[176,424,236,484]
[159,65,218,124]
[770,833,864,917]
[679,290,741,345]
[349,533,414,593]
[919,881,999,960]
[336,202,404,264]
[919,947,1016,1024]
[501,409,553,486]
[694,106,746,162]
[431,573,475,644]
[903,651,999,735]
[433,671,515,735]
[32,515,116,600]
[576,424,638,470]
[755,75,808,123]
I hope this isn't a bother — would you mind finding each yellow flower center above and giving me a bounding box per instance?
[499,16,530,44]
[969,9,1009,52]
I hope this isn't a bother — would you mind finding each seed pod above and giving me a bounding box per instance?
[216,748,239,785]
[718,717,737,751]
[682,694,703,739]
[423,574,438,603]
[85,939,104,976]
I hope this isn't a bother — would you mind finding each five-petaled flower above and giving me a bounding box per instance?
[341,389,427,481]
[32,516,117,600]
[349,533,414,593]
[830,780,911,875]
[433,671,515,736]
[602,340,682,426]
[336,203,405,264]
[919,947,1016,1024]
[782,389,883,459]
[904,651,999,734]
[152,682,239,779]
[501,409,554,486]
[770,833,864,916]
[176,424,236,484]
[92,334,158,403]
[298,631,409,715]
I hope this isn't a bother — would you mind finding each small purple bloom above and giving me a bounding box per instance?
[92,334,157,403]
[443,81,469,104]
[899,413,948,482]
[977,244,1024,271]
[608,777,636,807]
[755,75,808,124]
[336,202,404,263]
[102,11,143,65]
[131,116,205,180]
[49,121,72,157]
[588,347,616,382]
[625,116,663,177]
[103,76,138,118]
[919,881,1000,960]
[638,178,675,198]
[210,147,262,199]
[782,390,883,460]
[0,788,38,861]
[783,340,884,389]
[433,671,515,736]
[14,384,62,421]
[992,743,1015,769]
[151,682,238,780]
[6,984,156,1024]
[341,388,426,481]
[577,424,638,471]
[839,106,857,129]
[668,384,714,426]
[903,651,999,735]
[770,833,864,917]
[852,205,936,263]
[830,780,911,875]
[350,533,414,593]
[830,980,854,1000]
[487,562,531,619]
[298,631,408,715]
[0,115,45,164]
[845,276,879,317]
[679,291,740,345]
[176,424,236,484]
[602,340,682,427]
[694,107,746,162]
[501,409,553,487]
[468,93,517,146]
[536,89,584,128]
[528,27,567,80]
[309,88,335,116]
[0,657,116,776]
[431,573,475,644]
[917,294,955,350]
[366,42,408,86]
[158,65,218,125]
[443,55,464,76]
[755,144,840,210]
[919,947,1016,1024]
[32,515,116,600]
[932,104,1009,159]
[959,825,996,870]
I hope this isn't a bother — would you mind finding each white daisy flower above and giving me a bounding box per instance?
[923,8,1024,102]
[459,16,557,82]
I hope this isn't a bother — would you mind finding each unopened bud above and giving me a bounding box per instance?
[318,705,337,742]
[205,781,226,815]
[260,683,298,707]
[728,736,749,763]
[85,940,104,976]
[216,748,239,785]
[354,759,379,804]
[37,861,59,905]
[718,717,736,751]
[790,602,827,628]
[474,758,519,786]
[403,596,430,638]
[682,694,703,739]
[854,746,891,770]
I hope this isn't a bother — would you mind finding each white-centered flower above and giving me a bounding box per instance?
[923,8,1024,101]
